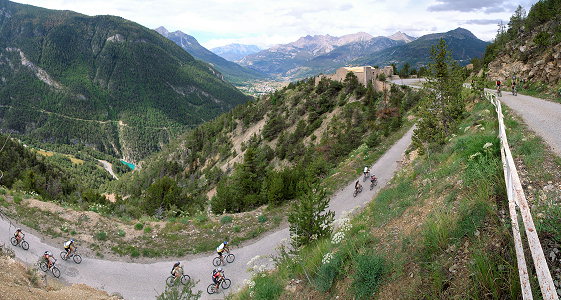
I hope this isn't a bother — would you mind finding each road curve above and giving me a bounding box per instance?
[0,127,415,299]
[491,90,561,158]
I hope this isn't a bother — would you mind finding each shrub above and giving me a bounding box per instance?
[144,226,152,234]
[220,215,233,224]
[258,215,268,223]
[13,194,23,204]
[134,223,144,230]
[315,252,343,292]
[95,231,108,241]
[352,254,385,299]
[233,226,241,233]
[117,230,126,237]
[130,248,140,257]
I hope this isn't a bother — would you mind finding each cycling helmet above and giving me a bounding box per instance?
[16,228,21,231]
[223,241,228,245]
[217,267,223,272]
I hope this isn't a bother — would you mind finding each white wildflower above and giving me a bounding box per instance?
[483,142,493,149]
[469,152,481,160]
[322,252,334,265]
[331,231,345,244]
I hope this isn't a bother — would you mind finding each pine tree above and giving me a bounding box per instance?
[288,181,334,247]
[413,39,465,154]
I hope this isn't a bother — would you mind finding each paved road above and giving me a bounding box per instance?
[0,127,414,299]
[491,90,561,157]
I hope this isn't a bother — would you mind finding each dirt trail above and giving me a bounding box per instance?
[0,127,415,300]
[98,160,118,180]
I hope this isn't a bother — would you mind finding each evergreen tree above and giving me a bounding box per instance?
[413,39,465,154]
[288,181,334,247]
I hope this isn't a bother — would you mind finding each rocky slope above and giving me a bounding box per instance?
[155,26,265,83]
[388,31,416,43]
[0,1,249,162]
[488,16,561,85]
[211,43,261,62]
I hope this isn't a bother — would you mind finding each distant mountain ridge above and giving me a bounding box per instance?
[155,26,265,83]
[0,1,249,162]
[388,31,416,43]
[211,43,261,62]
[239,32,378,77]
[359,27,488,68]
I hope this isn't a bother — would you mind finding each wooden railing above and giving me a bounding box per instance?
[486,90,558,300]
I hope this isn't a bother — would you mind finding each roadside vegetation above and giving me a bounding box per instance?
[229,39,532,300]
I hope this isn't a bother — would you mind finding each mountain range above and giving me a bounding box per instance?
[154,27,265,84]
[0,0,248,162]
[211,43,261,62]
[359,28,488,68]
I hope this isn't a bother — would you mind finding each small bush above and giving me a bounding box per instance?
[0,188,6,195]
[315,253,343,292]
[95,231,108,241]
[258,215,268,223]
[13,195,23,204]
[144,226,152,234]
[70,230,77,235]
[352,254,385,299]
[130,248,140,257]
[117,230,126,237]
[195,214,208,224]
[233,226,241,233]
[134,223,144,230]
[220,215,233,224]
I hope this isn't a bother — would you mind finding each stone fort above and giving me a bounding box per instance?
[315,66,395,90]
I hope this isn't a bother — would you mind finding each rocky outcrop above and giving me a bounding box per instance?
[488,21,561,84]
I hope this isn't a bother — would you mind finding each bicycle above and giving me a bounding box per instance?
[369,178,378,190]
[207,277,232,294]
[353,184,363,197]
[60,247,82,264]
[39,259,61,278]
[512,86,517,96]
[166,269,191,287]
[213,249,235,266]
[10,235,29,251]
[496,86,502,97]
[362,171,370,182]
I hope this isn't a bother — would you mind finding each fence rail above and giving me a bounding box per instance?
[486,90,558,300]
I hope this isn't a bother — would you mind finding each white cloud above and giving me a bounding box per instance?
[14,0,538,47]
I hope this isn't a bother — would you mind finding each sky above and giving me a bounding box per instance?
[14,0,537,49]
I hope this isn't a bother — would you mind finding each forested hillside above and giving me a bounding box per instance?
[483,0,561,90]
[109,74,422,217]
[0,0,249,162]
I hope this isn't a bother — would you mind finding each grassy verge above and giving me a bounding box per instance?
[229,97,527,299]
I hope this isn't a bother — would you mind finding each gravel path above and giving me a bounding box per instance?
[0,127,414,300]
[491,90,561,157]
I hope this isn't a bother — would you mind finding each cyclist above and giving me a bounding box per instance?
[14,228,24,243]
[216,241,229,265]
[354,180,361,192]
[511,81,517,95]
[496,79,502,95]
[171,262,182,279]
[212,267,224,289]
[363,166,370,177]
[63,239,76,259]
[43,251,55,269]
[370,174,378,184]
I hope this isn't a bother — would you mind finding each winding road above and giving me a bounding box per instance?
[0,126,415,299]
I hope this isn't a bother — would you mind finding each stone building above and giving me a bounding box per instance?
[315,65,394,88]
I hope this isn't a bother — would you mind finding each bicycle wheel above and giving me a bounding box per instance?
[221,278,231,289]
[226,253,235,263]
[353,190,358,197]
[21,241,29,250]
[39,261,48,272]
[370,183,375,190]
[166,276,176,287]
[207,284,217,294]
[73,254,82,264]
[181,274,191,285]
[51,266,61,278]
[10,237,17,246]
[60,251,68,260]
[212,257,222,267]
